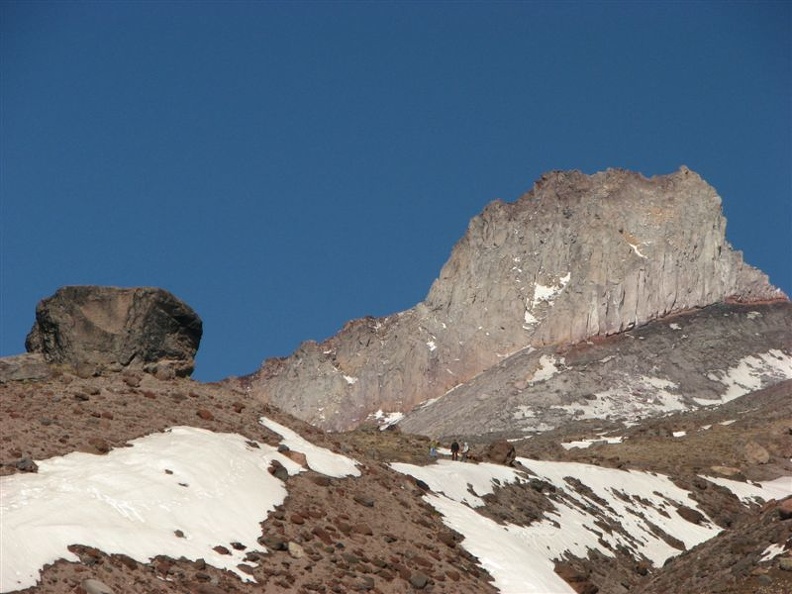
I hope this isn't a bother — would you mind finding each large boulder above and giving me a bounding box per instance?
[25,286,202,377]
[484,439,516,466]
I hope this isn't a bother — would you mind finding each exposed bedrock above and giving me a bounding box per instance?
[241,168,786,431]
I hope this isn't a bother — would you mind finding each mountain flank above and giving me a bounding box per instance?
[1,356,790,594]
[239,167,786,432]
[2,167,790,594]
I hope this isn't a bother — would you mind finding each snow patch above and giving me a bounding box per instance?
[518,459,720,566]
[259,417,360,477]
[628,242,647,258]
[427,494,579,594]
[761,543,786,562]
[561,435,624,450]
[524,272,570,329]
[392,456,726,593]
[552,375,685,424]
[532,272,571,309]
[697,350,792,405]
[523,309,538,328]
[529,355,563,383]
[697,475,792,504]
[391,460,525,507]
[1,427,298,592]
[371,409,405,429]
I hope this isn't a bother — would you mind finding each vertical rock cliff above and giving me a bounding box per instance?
[241,168,785,430]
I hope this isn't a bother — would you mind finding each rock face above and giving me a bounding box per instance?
[25,286,202,377]
[399,301,792,439]
[241,168,786,431]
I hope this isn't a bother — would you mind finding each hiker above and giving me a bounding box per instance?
[451,439,460,461]
[461,441,470,461]
[429,439,438,459]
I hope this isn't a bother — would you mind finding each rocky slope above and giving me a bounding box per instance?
[239,168,786,432]
[1,364,790,594]
[398,300,792,439]
[0,371,499,594]
[3,166,791,594]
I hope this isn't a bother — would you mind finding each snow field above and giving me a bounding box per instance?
[390,458,791,594]
[0,420,360,593]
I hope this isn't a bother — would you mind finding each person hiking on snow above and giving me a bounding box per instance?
[451,439,460,461]
[429,439,439,459]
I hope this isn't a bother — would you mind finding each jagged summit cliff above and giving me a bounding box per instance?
[240,168,786,431]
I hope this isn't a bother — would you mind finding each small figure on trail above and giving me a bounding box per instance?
[451,439,460,461]
[461,441,470,461]
[429,439,439,459]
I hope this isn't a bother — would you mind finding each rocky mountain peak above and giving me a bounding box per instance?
[241,168,786,431]
[426,166,783,345]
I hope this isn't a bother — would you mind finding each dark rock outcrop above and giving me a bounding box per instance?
[484,440,516,466]
[25,286,202,377]
[241,168,787,431]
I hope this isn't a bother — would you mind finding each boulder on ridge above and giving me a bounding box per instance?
[25,286,202,377]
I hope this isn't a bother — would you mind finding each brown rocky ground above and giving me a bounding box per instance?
[1,369,791,594]
[513,380,792,480]
[1,368,497,594]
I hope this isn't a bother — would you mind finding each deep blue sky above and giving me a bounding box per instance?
[2,1,790,382]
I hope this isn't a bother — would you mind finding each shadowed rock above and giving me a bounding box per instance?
[25,286,202,377]
[484,439,516,466]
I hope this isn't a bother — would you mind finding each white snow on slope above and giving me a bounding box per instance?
[561,435,624,450]
[524,273,571,329]
[530,355,563,384]
[627,241,647,258]
[259,417,361,477]
[427,493,576,594]
[517,459,720,566]
[696,349,792,405]
[0,422,361,593]
[552,375,686,424]
[390,459,525,507]
[518,350,792,429]
[1,427,291,592]
[532,273,571,309]
[390,458,773,593]
[761,543,786,562]
[370,409,405,430]
[699,475,792,504]
[3,417,788,594]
